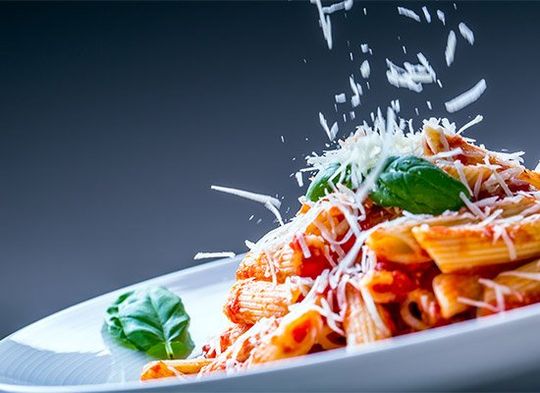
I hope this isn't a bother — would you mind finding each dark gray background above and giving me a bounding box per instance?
[1,1,540,388]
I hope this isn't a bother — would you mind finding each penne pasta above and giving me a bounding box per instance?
[316,324,345,350]
[366,213,472,264]
[518,169,540,190]
[432,273,482,318]
[361,269,416,303]
[140,358,212,381]
[236,246,303,283]
[237,234,332,283]
[343,284,393,346]
[202,323,251,358]
[441,163,492,193]
[478,259,540,317]
[201,318,281,374]
[400,289,442,331]
[249,308,323,364]
[412,214,540,273]
[224,279,304,325]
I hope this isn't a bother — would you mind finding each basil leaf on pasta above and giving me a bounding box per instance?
[370,155,470,214]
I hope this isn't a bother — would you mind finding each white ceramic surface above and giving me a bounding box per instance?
[1,256,540,393]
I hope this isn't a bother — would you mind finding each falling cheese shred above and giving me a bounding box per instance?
[194,251,236,260]
[211,185,281,208]
[397,6,421,22]
[445,30,457,67]
[421,6,431,23]
[445,79,487,113]
[459,22,475,45]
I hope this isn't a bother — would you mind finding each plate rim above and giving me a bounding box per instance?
[2,256,540,393]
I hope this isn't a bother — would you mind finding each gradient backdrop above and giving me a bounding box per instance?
[1,1,540,389]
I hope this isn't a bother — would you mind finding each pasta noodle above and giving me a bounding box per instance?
[141,358,212,381]
[479,259,540,316]
[236,246,302,283]
[412,214,540,272]
[432,273,482,318]
[224,279,304,325]
[400,289,442,330]
[343,284,393,345]
[249,308,322,364]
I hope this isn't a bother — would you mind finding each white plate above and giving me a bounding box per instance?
[2,256,540,392]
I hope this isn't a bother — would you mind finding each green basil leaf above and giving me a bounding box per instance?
[306,163,353,202]
[105,286,194,359]
[370,155,470,214]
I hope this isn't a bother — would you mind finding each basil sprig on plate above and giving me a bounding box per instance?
[370,155,470,214]
[306,155,469,215]
[106,286,194,359]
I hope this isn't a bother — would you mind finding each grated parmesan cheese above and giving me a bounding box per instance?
[360,60,370,78]
[311,0,333,49]
[458,22,475,45]
[460,192,486,218]
[211,185,281,208]
[445,30,457,66]
[194,251,236,260]
[295,171,304,187]
[454,160,474,195]
[397,6,421,22]
[500,271,540,282]
[335,93,346,103]
[457,115,483,135]
[319,112,339,141]
[436,9,445,25]
[322,0,353,14]
[445,79,487,113]
[386,53,437,92]
[421,6,431,23]
[457,296,498,313]
[295,233,312,259]
[492,224,517,260]
[211,185,284,226]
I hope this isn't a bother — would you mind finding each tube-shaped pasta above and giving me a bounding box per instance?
[400,289,442,331]
[361,269,416,303]
[423,125,511,166]
[494,194,540,217]
[224,279,303,325]
[368,195,540,267]
[249,308,322,364]
[343,284,393,346]
[236,246,302,283]
[201,318,280,374]
[140,358,212,381]
[441,164,492,193]
[237,234,331,283]
[479,259,540,317]
[432,273,482,318]
[202,323,251,358]
[412,214,540,273]
[518,169,540,190]
[316,324,345,350]
[366,214,473,265]
[423,125,452,156]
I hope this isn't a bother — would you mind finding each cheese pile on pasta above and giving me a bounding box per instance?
[141,117,540,380]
